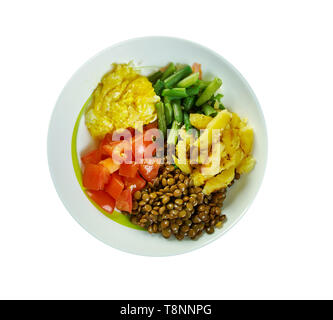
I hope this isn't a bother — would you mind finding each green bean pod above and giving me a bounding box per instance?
[148,70,163,83]
[183,96,196,112]
[219,103,225,110]
[164,102,174,126]
[167,120,181,145]
[153,79,165,96]
[186,85,200,96]
[162,88,188,99]
[172,100,183,123]
[177,72,199,88]
[184,112,192,131]
[161,63,176,81]
[164,65,192,88]
[197,80,210,89]
[155,102,167,137]
[196,78,222,106]
[202,104,218,117]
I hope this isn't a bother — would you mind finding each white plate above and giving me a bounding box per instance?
[48,36,268,256]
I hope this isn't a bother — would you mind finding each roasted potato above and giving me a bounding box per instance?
[173,155,192,174]
[237,155,256,174]
[203,167,235,195]
[195,110,232,149]
[175,107,255,193]
[239,126,254,154]
[190,113,213,129]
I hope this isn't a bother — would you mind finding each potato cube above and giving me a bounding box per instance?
[236,155,256,174]
[240,126,254,154]
[190,113,213,129]
[192,169,207,186]
[231,112,241,128]
[173,155,192,174]
[203,167,235,195]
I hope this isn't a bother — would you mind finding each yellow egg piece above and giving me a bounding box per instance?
[85,63,159,139]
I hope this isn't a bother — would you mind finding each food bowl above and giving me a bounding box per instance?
[47,36,268,256]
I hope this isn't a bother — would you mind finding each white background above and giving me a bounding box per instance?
[1,0,332,300]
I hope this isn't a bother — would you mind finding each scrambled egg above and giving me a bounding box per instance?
[175,109,256,194]
[85,63,159,139]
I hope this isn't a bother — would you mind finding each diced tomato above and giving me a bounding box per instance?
[103,140,132,164]
[138,159,160,182]
[99,157,120,174]
[81,149,102,166]
[102,140,120,155]
[143,141,162,159]
[143,121,158,132]
[87,190,115,214]
[132,132,163,163]
[115,188,132,213]
[125,127,135,137]
[99,133,114,155]
[143,128,164,146]
[127,128,136,137]
[123,173,146,193]
[105,172,124,200]
[192,62,202,80]
[119,163,138,178]
[82,164,110,190]
[112,128,133,143]
[132,133,148,163]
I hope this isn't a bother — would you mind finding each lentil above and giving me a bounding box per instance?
[124,164,231,240]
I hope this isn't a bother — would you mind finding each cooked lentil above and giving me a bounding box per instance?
[124,164,229,240]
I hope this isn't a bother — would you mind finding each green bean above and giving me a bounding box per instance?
[186,85,200,96]
[148,70,163,83]
[177,72,199,88]
[153,79,164,96]
[172,100,183,123]
[212,93,225,110]
[155,102,167,137]
[211,98,225,110]
[164,102,174,126]
[202,104,218,117]
[165,96,180,101]
[214,93,224,101]
[219,103,225,110]
[164,65,192,88]
[162,88,188,98]
[167,120,181,145]
[196,78,222,106]
[184,112,192,131]
[164,96,171,104]
[164,95,181,103]
[161,63,176,81]
[198,80,210,89]
[207,93,224,106]
[183,96,196,112]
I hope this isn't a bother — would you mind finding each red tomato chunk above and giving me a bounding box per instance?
[81,149,102,166]
[123,173,146,193]
[82,164,109,190]
[105,172,124,200]
[138,161,160,182]
[119,163,138,178]
[103,140,132,164]
[116,189,132,213]
[87,190,115,214]
[99,157,120,174]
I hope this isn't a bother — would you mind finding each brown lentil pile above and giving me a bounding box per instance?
[126,165,230,240]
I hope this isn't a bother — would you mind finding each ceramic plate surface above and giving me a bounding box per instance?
[48,36,268,256]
